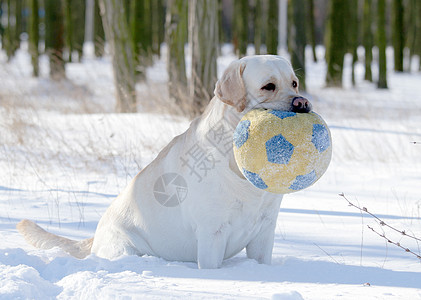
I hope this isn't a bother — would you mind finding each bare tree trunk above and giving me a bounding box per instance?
[393,0,404,72]
[29,0,39,76]
[99,0,137,113]
[405,0,417,71]
[45,0,65,80]
[140,0,153,65]
[4,0,18,60]
[0,1,4,43]
[233,0,248,57]
[151,0,164,57]
[288,0,306,90]
[417,0,421,71]
[377,0,388,88]
[325,0,347,87]
[166,0,188,107]
[93,0,105,57]
[363,0,373,81]
[266,0,278,54]
[254,0,262,55]
[15,0,22,49]
[73,0,86,61]
[349,0,359,86]
[130,0,145,79]
[64,0,73,62]
[189,0,218,116]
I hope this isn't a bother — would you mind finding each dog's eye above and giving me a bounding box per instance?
[261,83,276,91]
[292,81,298,88]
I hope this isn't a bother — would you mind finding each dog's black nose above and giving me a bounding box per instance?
[291,97,312,113]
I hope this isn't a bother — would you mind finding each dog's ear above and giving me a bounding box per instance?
[214,60,247,112]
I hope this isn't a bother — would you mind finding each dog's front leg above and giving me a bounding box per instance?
[196,227,227,269]
[246,218,277,264]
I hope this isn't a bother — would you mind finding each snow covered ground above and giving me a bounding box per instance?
[0,44,420,299]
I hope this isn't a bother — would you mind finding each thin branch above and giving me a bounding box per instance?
[313,243,340,264]
[367,225,421,261]
[340,193,421,242]
[341,193,421,262]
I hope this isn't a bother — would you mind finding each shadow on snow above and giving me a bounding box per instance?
[0,248,419,290]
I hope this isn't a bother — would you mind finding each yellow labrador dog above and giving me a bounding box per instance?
[17,55,311,269]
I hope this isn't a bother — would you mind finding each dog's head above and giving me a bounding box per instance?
[214,55,311,114]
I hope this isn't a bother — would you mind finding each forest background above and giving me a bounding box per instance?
[1,0,420,116]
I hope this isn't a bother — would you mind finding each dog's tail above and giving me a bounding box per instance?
[16,219,93,259]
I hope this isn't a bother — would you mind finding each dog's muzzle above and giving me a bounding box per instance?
[291,97,312,113]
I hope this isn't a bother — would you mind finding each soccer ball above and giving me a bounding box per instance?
[233,109,332,194]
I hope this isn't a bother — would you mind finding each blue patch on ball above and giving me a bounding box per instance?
[233,120,251,148]
[242,168,268,189]
[289,170,317,190]
[265,134,294,164]
[311,124,330,153]
[270,110,296,120]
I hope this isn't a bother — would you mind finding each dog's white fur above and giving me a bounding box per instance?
[17,55,308,269]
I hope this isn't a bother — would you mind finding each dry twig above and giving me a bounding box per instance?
[367,225,421,260]
[340,193,421,242]
[340,193,421,261]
